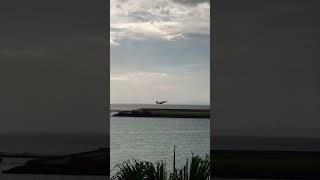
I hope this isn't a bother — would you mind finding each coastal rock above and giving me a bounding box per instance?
[113,108,210,118]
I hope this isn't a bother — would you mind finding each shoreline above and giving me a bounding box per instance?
[3,148,320,178]
[112,108,210,119]
[2,148,109,176]
[211,149,320,179]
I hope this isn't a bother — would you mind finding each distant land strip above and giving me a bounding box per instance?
[112,108,210,118]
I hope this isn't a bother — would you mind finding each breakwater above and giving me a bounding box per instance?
[113,108,210,118]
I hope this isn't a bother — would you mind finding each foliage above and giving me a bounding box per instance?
[111,147,210,180]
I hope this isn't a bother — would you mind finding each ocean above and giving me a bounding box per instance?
[2,103,319,180]
[0,104,209,179]
[0,133,107,180]
[2,104,319,179]
[110,104,210,175]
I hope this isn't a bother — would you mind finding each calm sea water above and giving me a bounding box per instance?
[110,104,210,175]
[2,104,317,180]
[0,133,107,180]
[0,104,209,179]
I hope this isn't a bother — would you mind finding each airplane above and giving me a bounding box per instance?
[156,101,167,104]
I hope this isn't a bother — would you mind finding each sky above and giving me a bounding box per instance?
[0,0,108,133]
[213,0,320,137]
[110,0,210,105]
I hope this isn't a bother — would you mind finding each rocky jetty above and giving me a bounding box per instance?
[113,108,210,118]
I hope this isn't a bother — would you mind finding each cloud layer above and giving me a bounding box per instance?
[110,0,210,45]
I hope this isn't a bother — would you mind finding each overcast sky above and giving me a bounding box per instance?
[213,0,320,137]
[110,0,210,105]
[0,0,107,133]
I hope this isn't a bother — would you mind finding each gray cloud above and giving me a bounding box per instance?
[0,0,108,133]
[173,0,210,5]
[110,0,210,45]
[213,0,320,137]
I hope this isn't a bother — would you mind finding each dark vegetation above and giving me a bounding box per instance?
[111,148,210,180]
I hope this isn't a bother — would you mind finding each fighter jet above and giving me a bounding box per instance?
[156,101,168,104]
